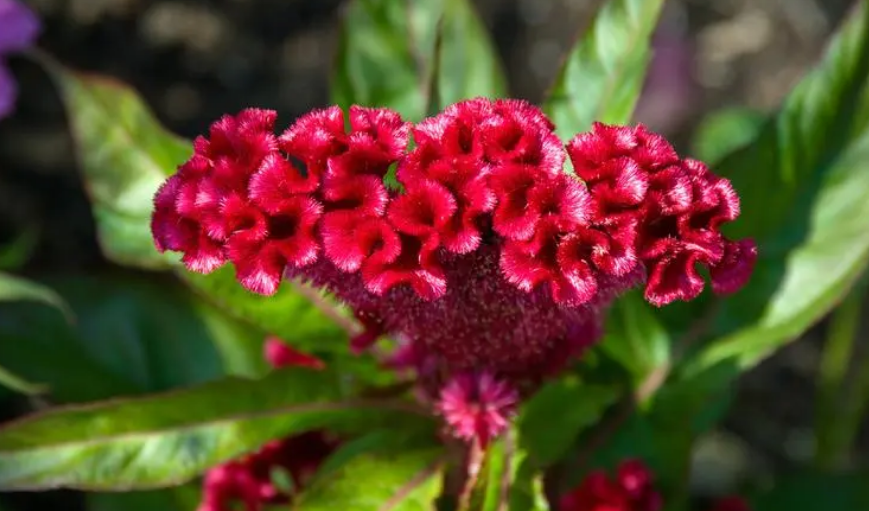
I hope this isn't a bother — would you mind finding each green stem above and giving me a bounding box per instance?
[814,287,864,469]
[0,365,48,396]
[835,323,869,467]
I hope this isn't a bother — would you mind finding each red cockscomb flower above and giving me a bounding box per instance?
[566,123,756,305]
[153,98,755,444]
[559,459,662,511]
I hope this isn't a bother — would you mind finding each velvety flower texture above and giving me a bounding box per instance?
[198,338,333,511]
[153,98,755,443]
[0,0,40,119]
[559,459,662,511]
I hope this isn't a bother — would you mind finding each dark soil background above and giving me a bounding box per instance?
[0,0,865,509]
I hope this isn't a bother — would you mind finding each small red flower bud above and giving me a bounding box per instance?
[560,459,661,511]
[263,336,324,370]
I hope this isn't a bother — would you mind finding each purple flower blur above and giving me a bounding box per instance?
[0,0,40,120]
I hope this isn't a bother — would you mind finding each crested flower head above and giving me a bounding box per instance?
[559,459,662,511]
[153,98,756,443]
[0,0,40,119]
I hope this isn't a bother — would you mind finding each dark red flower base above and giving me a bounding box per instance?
[153,98,756,444]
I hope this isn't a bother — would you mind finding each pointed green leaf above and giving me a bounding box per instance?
[519,378,619,466]
[719,4,869,242]
[332,0,443,121]
[0,271,72,322]
[647,3,869,395]
[0,368,433,491]
[686,2,869,377]
[296,448,443,510]
[691,107,765,165]
[42,59,189,269]
[332,0,505,122]
[434,0,507,110]
[543,0,665,140]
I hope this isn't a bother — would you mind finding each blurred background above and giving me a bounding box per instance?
[0,0,863,509]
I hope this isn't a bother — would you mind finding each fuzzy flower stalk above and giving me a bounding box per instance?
[152,98,756,444]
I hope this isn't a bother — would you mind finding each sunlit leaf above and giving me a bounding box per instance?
[295,447,443,511]
[0,368,433,490]
[42,57,189,269]
[544,0,665,140]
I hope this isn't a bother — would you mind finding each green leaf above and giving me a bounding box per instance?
[682,2,869,381]
[0,273,227,402]
[180,267,353,355]
[518,378,619,466]
[41,58,189,269]
[0,367,434,491]
[434,0,507,110]
[544,0,665,140]
[0,271,72,322]
[689,129,869,377]
[332,0,505,122]
[718,5,869,243]
[0,365,47,396]
[750,471,869,511]
[0,227,39,271]
[296,448,443,510]
[598,290,670,392]
[691,107,765,165]
[332,0,442,121]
